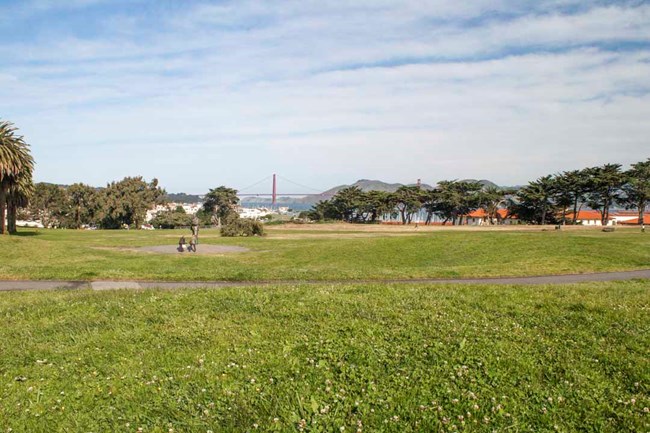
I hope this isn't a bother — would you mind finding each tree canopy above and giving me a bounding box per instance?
[202,186,240,225]
[0,120,35,234]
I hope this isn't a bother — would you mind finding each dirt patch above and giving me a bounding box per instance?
[136,245,250,255]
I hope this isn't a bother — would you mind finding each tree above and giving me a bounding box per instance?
[477,186,508,225]
[6,173,34,233]
[584,164,625,225]
[424,181,482,225]
[393,185,425,224]
[150,207,193,229]
[511,176,557,225]
[202,186,239,226]
[329,186,365,222]
[620,158,650,225]
[362,190,395,223]
[100,177,166,229]
[0,120,35,234]
[67,183,99,229]
[28,183,68,228]
[553,169,590,225]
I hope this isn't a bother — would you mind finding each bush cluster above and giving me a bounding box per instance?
[220,215,264,237]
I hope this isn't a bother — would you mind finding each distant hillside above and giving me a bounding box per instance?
[172,178,511,206]
[458,179,500,189]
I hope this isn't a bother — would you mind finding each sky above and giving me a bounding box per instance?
[1,0,649,194]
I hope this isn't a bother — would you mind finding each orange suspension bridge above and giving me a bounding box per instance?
[236,174,330,206]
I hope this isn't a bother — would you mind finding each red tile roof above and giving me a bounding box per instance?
[466,209,513,219]
[618,215,650,225]
[565,210,604,221]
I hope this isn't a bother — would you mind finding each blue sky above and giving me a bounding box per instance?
[1,0,649,193]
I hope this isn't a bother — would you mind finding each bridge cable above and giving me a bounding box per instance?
[276,175,324,194]
[237,175,273,193]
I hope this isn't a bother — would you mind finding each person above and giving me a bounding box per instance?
[191,217,200,246]
[178,235,186,252]
[189,235,197,252]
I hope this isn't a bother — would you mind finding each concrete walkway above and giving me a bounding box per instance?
[0,269,649,292]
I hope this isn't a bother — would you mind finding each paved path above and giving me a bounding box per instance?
[0,269,649,292]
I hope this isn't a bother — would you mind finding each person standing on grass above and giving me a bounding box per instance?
[178,235,186,252]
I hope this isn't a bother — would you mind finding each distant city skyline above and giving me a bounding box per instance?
[1,0,649,193]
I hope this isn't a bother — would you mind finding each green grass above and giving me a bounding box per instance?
[0,227,648,281]
[0,282,648,432]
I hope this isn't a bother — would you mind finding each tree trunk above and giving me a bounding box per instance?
[541,206,547,225]
[7,201,16,234]
[572,197,579,224]
[639,203,645,226]
[639,201,645,226]
[0,187,6,235]
[602,199,609,226]
[399,208,407,225]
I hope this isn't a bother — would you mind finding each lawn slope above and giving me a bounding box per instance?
[1,281,648,432]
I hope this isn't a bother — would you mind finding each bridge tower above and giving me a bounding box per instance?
[272,174,277,206]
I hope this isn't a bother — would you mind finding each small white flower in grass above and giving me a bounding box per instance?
[253,424,259,429]
[340,427,345,432]
[643,407,649,413]
[630,398,636,405]
[273,418,279,423]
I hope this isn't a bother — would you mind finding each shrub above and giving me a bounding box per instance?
[220,215,264,237]
[150,210,193,229]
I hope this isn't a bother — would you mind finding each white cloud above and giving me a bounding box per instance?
[1,1,648,191]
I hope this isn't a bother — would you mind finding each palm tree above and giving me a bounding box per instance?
[6,173,34,233]
[0,120,35,234]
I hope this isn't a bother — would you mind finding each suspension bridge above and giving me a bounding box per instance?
[236,174,331,205]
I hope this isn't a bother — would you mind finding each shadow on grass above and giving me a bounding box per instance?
[10,231,42,237]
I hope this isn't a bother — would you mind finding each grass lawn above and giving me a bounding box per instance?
[0,226,648,281]
[0,281,648,432]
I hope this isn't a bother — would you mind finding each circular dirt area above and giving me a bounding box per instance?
[137,245,250,255]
